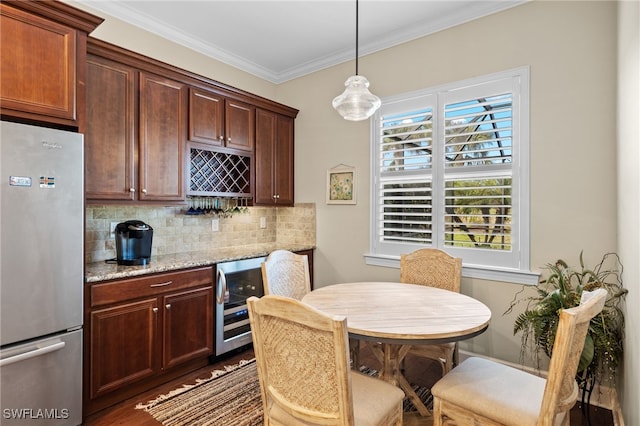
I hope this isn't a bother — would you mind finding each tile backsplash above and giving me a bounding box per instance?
[85,203,316,263]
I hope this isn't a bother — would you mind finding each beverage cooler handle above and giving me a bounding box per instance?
[0,341,65,367]
[216,269,227,305]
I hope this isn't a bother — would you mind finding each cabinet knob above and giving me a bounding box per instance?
[165,304,171,310]
[141,189,147,194]
[129,188,136,193]
[219,135,225,141]
[272,194,277,199]
[227,137,231,143]
[152,307,158,313]
[275,194,280,199]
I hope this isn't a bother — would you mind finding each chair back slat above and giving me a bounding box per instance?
[538,288,607,425]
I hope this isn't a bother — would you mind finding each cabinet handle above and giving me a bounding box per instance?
[165,304,171,310]
[141,188,147,194]
[153,307,158,313]
[150,281,173,288]
[0,341,65,367]
[129,188,136,192]
[216,269,227,305]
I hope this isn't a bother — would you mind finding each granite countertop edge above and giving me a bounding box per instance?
[85,243,316,284]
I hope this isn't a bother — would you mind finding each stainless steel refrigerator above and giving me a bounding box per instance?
[0,121,84,426]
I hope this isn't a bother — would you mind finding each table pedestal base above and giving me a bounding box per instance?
[370,342,432,417]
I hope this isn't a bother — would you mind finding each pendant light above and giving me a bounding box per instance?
[332,0,381,121]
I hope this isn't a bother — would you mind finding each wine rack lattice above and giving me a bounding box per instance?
[189,148,251,195]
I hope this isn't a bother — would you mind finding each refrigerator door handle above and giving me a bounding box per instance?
[0,341,65,367]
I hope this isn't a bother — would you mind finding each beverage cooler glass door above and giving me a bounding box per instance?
[215,257,265,356]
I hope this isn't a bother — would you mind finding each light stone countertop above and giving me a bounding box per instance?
[85,243,315,283]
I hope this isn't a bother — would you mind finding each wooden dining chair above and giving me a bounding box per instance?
[247,295,405,426]
[400,248,462,376]
[431,288,607,426]
[261,249,311,301]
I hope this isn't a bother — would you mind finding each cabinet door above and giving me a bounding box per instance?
[274,114,295,205]
[89,298,158,399]
[162,287,213,369]
[225,99,255,152]
[0,4,77,123]
[255,109,294,205]
[255,109,276,205]
[139,72,186,201]
[189,87,224,147]
[85,56,137,201]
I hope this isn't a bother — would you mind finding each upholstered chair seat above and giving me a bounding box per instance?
[431,289,608,426]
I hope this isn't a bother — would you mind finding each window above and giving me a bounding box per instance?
[367,67,537,284]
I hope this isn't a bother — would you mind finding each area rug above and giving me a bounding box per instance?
[137,358,432,426]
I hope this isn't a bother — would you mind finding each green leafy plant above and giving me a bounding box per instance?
[505,252,627,392]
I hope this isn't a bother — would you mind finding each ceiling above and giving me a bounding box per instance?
[77,0,527,84]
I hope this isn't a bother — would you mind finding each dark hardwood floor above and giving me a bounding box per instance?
[83,344,614,426]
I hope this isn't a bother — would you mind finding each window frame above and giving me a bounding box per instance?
[365,67,538,285]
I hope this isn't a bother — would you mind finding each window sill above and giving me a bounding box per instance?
[364,254,540,285]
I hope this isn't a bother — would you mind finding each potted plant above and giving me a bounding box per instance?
[505,252,628,404]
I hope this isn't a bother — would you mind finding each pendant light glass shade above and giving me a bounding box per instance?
[332,75,381,121]
[332,0,380,121]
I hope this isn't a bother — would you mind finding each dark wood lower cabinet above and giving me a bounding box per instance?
[90,298,157,400]
[83,252,312,418]
[163,287,213,369]
[84,267,214,416]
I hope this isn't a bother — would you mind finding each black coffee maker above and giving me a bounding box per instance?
[115,220,153,265]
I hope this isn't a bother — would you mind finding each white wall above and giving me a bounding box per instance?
[617,1,640,424]
[279,0,619,367]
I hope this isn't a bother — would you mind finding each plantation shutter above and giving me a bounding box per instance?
[442,93,513,252]
[370,68,528,272]
[375,104,435,254]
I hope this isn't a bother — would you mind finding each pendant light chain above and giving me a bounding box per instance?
[355,0,359,76]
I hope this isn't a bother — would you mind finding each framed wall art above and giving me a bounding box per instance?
[326,164,357,205]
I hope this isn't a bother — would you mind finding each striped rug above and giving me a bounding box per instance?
[137,359,432,426]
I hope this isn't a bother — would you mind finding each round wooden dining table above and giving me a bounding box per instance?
[301,281,492,418]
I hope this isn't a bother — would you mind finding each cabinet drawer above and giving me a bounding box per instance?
[91,267,213,308]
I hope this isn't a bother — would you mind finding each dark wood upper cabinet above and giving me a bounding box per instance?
[255,109,295,206]
[85,59,186,203]
[0,1,102,127]
[189,88,224,146]
[84,38,297,204]
[85,55,137,201]
[138,72,186,202]
[188,88,255,152]
[224,99,255,152]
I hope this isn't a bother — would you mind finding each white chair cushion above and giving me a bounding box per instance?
[431,357,564,426]
[351,371,404,425]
